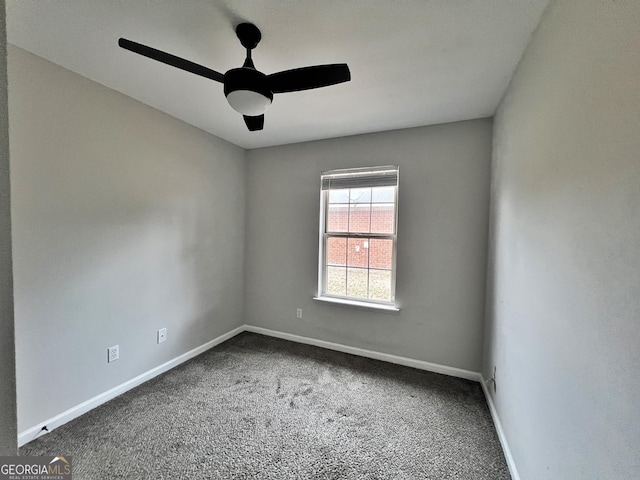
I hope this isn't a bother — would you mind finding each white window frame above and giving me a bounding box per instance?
[315,165,399,311]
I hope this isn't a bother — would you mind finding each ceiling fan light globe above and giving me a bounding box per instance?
[226,89,272,116]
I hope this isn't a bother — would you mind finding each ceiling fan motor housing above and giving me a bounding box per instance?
[224,67,273,116]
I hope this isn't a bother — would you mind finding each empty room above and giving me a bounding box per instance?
[1,1,638,479]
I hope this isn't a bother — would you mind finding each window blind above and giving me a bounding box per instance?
[321,165,399,190]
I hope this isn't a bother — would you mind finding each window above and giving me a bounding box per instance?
[317,165,399,309]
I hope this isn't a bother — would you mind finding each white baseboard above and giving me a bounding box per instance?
[480,376,520,480]
[18,325,244,447]
[243,324,482,382]
[19,323,497,458]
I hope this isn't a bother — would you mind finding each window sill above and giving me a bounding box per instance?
[313,296,400,314]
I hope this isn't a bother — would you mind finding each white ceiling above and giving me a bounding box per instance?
[6,0,550,150]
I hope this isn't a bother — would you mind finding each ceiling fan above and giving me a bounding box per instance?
[118,23,351,132]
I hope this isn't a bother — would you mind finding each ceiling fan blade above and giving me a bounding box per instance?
[118,38,224,83]
[244,115,264,131]
[268,64,351,94]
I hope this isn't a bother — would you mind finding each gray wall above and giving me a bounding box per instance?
[484,0,640,478]
[246,120,492,371]
[9,46,246,432]
[0,0,17,455]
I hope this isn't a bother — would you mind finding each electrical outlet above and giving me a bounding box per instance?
[157,328,167,344]
[296,308,303,319]
[108,345,119,363]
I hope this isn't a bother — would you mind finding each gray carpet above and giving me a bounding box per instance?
[20,332,510,479]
